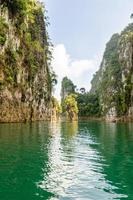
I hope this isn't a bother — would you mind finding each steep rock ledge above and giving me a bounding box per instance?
[0,0,52,122]
[91,24,133,121]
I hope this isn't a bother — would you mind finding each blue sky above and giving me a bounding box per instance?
[44,0,133,99]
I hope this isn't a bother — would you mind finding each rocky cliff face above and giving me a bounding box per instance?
[91,24,133,121]
[0,1,52,122]
[61,77,76,102]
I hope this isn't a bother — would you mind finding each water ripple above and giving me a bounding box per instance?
[38,122,127,199]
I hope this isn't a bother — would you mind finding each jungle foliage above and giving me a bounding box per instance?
[76,92,101,117]
[0,0,54,95]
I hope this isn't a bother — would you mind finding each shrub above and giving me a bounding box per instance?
[0,17,8,46]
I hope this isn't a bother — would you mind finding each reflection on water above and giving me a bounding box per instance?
[0,121,133,199]
[38,122,78,198]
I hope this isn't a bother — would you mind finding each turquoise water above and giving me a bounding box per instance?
[0,121,133,199]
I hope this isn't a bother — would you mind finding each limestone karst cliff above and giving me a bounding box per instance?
[0,0,53,122]
[91,23,133,121]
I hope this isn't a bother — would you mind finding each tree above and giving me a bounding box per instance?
[50,71,58,86]
[76,92,100,117]
[0,0,39,23]
[80,87,86,94]
[62,94,78,120]
[51,97,62,115]
[130,13,133,19]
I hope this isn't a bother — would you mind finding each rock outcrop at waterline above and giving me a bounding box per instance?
[0,0,53,122]
[91,23,133,121]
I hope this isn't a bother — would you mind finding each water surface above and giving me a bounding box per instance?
[0,121,133,200]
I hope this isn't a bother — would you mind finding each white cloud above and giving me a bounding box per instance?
[51,44,100,100]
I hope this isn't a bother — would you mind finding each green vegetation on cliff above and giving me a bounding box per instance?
[62,94,78,120]
[0,17,8,45]
[91,23,133,119]
[61,76,76,102]
[61,77,78,120]
[0,0,54,122]
[51,96,62,115]
[0,0,53,88]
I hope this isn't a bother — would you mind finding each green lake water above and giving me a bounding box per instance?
[0,121,133,200]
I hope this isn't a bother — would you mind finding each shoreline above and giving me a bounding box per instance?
[1,116,133,124]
